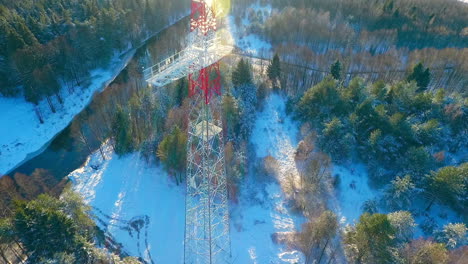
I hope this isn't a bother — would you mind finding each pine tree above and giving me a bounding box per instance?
[232,59,253,87]
[297,77,342,124]
[12,14,38,46]
[234,83,257,140]
[318,117,353,161]
[175,77,188,106]
[331,60,342,80]
[6,26,26,53]
[12,195,88,262]
[157,126,187,184]
[344,213,396,264]
[438,223,467,249]
[425,163,467,211]
[384,175,415,210]
[407,63,431,91]
[267,53,281,85]
[222,92,240,140]
[112,106,134,154]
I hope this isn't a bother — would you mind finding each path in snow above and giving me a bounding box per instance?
[230,93,305,263]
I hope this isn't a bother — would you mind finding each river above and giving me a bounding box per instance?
[6,17,189,182]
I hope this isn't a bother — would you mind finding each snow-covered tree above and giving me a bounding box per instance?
[425,163,467,212]
[388,211,416,242]
[437,223,467,249]
[344,213,396,264]
[233,84,257,140]
[318,117,354,162]
[384,175,415,210]
[400,239,448,264]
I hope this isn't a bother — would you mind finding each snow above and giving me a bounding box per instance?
[69,94,307,263]
[226,2,273,56]
[0,14,191,176]
[69,143,185,263]
[331,164,378,225]
[251,94,300,188]
[72,94,446,263]
[69,90,463,264]
[251,94,379,227]
[236,33,273,58]
[232,93,305,263]
[0,51,135,176]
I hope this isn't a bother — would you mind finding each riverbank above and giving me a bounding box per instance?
[0,15,190,176]
[0,50,135,176]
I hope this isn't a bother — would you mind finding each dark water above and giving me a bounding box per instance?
[7,17,189,181]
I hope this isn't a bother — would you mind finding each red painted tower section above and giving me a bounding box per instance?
[188,0,221,105]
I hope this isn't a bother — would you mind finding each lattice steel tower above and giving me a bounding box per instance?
[144,1,232,263]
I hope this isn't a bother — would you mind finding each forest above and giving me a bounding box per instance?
[0,0,187,104]
[233,0,467,93]
[0,0,466,263]
[237,0,468,49]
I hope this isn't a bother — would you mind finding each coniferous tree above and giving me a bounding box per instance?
[318,117,353,162]
[232,59,253,87]
[12,195,89,262]
[267,53,281,86]
[384,175,415,210]
[175,77,188,106]
[222,92,240,140]
[297,77,342,124]
[407,63,431,91]
[112,106,133,154]
[388,211,416,243]
[157,126,187,184]
[425,163,467,212]
[331,60,342,80]
[437,223,467,249]
[344,213,396,264]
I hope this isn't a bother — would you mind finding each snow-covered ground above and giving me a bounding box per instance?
[67,93,389,263]
[72,94,463,263]
[69,143,185,263]
[232,93,305,263]
[0,51,135,176]
[252,94,378,227]
[71,91,465,264]
[226,3,273,56]
[69,94,307,263]
[331,165,378,225]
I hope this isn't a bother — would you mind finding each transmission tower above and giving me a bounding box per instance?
[144,0,232,263]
